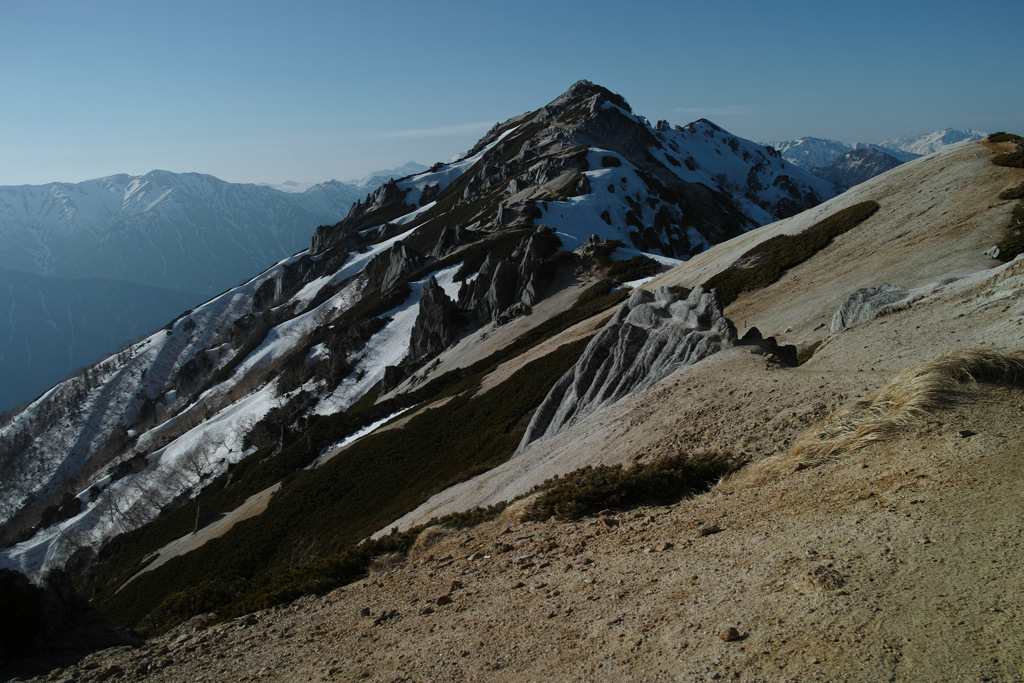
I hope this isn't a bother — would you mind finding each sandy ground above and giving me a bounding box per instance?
[20,141,1024,681]
[34,380,1023,682]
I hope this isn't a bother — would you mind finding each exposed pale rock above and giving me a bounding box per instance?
[829,283,910,334]
[517,286,737,453]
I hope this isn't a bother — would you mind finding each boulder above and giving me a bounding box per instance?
[829,284,910,334]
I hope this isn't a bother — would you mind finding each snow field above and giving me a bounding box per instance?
[314,262,464,416]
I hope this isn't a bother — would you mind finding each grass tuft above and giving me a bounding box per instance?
[737,349,1024,486]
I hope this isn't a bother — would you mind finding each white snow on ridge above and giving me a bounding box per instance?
[0,381,281,578]
[539,149,654,250]
[399,127,519,207]
[314,263,464,416]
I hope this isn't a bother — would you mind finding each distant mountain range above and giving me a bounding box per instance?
[0,168,409,412]
[766,128,987,173]
[263,162,429,194]
[810,147,905,188]
[0,171,360,296]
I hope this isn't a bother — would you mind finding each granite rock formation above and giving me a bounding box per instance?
[517,285,737,453]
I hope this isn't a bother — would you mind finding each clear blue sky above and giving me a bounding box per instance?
[1,0,1021,186]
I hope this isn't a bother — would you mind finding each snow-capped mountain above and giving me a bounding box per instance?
[0,171,362,297]
[810,147,904,189]
[0,81,835,593]
[767,128,986,175]
[765,137,863,170]
[880,128,987,157]
[0,172,367,413]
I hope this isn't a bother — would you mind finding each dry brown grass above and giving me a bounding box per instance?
[366,552,406,578]
[406,526,452,561]
[732,348,1024,486]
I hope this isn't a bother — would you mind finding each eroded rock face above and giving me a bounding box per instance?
[517,285,737,453]
[408,276,465,365]
[829,284,910,334]
[363,241,425,294]
[381,242,424,293]
[458,226,562,325]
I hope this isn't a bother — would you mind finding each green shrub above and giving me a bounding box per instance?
[523,451,737,522]
[995,231,1024,261]
[988,132,1024,144]
[994,178,1024,261]
[607,255,663,283]
[989,132,1024,168]
[704,201,880,307]
[993,149,1024,169]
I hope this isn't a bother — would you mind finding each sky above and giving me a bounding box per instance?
[0,0,1021,187]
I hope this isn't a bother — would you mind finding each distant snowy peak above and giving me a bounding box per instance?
[767,129,987,173]
[766,137,858,171]
[881,128,987,157]
[0,171,360,295]
[351,161,430,189]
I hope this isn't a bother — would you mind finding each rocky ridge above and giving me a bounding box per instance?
[1,129,1021,681]
[0,80,834,570]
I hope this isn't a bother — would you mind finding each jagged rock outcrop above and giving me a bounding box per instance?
[363,241,425,293]
[430,224,470,259]
[516,286,737,453]
[513,226,562,306]
[251,246,353,313]
[381,242,424,293]
[458,226,562,324]
[408,276,465,365]
[310,179,411,255]
[829,284,910,334]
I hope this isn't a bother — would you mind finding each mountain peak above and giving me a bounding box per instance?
[544,79,632,114]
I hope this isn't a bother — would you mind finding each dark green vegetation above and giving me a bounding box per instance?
[998,184,1024,201]
[989,132,1024,169]
[989,134,1024,261]
[703,201,880,307]
[522,451,738,522]
[607,255,663,283]
[90,335,595,635]
[587,239,664,284]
